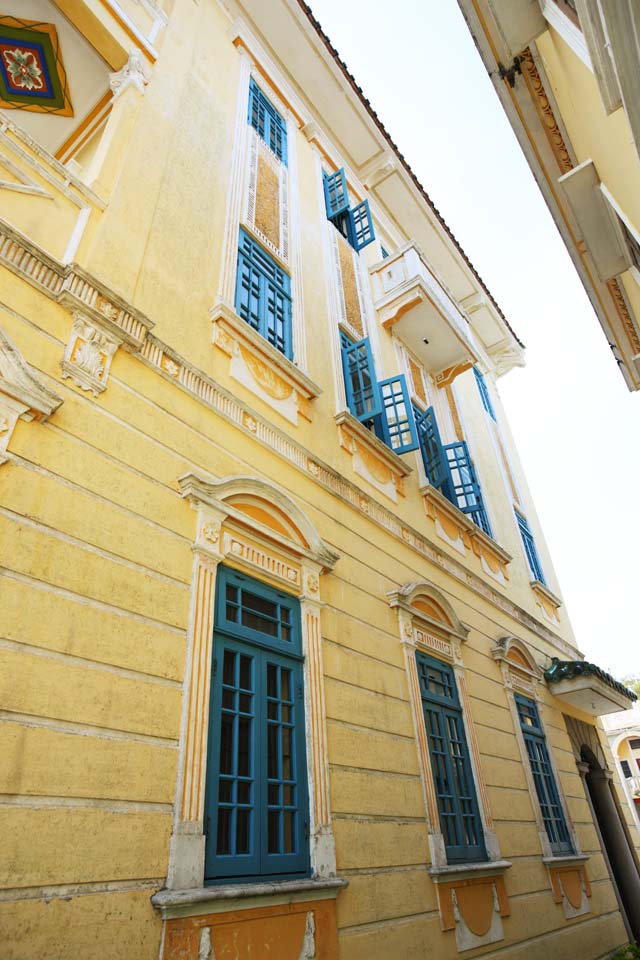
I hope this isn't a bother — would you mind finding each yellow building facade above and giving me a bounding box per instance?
[1,2,639,958]
[457,0,640,391]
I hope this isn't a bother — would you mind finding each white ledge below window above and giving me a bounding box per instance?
[151,876,348,920]
[335,409,412,502]
[542,853,590,868]
[210,300,321,425]
[427,859,512,884]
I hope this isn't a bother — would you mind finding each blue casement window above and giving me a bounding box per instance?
[515,512,546,584]
[248,78,287,165]
[381,246,389,259]
[515,694,573,855]
[416,652,486,864]
[323,169,375,252]
[473,367,496,421]
[340,331,418,455]
[204,567,309,883]
[235,229,292,359]
[414,404,492,536]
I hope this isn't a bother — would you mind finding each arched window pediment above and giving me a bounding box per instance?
[492,636,542,680]
[388,581,469,661]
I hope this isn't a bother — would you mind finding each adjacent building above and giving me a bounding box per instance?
[1,1,639,958]
[603,703,640,836]
[456,0,640,390]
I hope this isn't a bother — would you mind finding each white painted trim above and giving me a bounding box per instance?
[541,0,593,68]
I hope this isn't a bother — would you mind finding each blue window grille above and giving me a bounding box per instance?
[416,652,486,864]
[516,512,546,585]
[235,229,292,359]
[515,694,573,855]
[473,367,496,420]
[204,567,309,882]
[248,79,287,165]
[340,333,418,454]
[414,405,492,536]
[323,169,375,252]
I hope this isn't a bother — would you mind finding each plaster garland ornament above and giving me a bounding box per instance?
[61,313,121,396]
[109,49,149,98]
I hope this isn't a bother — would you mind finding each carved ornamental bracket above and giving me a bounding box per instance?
[0,326,63,464]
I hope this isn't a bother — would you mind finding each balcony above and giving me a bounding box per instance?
[370,243,478,381]
[545,658,638,716]
[627,776,640,799]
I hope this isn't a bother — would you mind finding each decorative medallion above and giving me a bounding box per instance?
[0,16,73,116]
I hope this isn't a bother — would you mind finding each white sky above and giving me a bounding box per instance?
[309,0,640,679]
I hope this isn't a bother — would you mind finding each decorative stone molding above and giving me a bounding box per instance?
[491,635,543,699]
[61,312,122,395]
[0,219,153,351]
[211,301,320,426]
[486,341,526,378]
[166,473,339,896]
[109,49,149,98]
[0,326,63,463]
[519,47,575,176]
[335,410,411,502]
[545,855,592,919]
[530,579,562,625]
[431,869,511,953]
[422,484,511,583]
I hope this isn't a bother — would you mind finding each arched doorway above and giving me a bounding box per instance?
[581,744,640,941]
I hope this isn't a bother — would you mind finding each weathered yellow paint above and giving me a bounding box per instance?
[0,723,177,802]
[1,807,171,887]
[0,0,632,956]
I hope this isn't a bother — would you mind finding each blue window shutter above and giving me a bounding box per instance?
[323,169,350,219]
[515,695,572,855]
[348,199,375,252]
[416,653,486,864]
[235,229,292,359]
[414,405,451,492]
[473,367,496,420]
[204,568,310,882]
[444,441,492,537]
[248,79,287,165]
[341,336,382,422]
[377,375,419,453]
[516,513,546,584]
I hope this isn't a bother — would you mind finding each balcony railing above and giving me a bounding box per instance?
[370,242,478,379]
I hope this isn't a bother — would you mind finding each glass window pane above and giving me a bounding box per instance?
[236,808,250,855]
[268,810,280,853]
[283,811,295,853]
[237,717,251,777]
[267,664,278,699]
[219,713,234,775]
[217,809,232,855]
[282,726,292,780]
[239,656,252,690]
[222,650,235,685]
[268,724,279,779]
[237,781,251,804]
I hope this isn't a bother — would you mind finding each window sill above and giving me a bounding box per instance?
[210,300,321,424]
[428,859,512,884]
[542,853,589,868]
[335,409,411,502]
[152,876,348,920]
[421,484,511,581]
